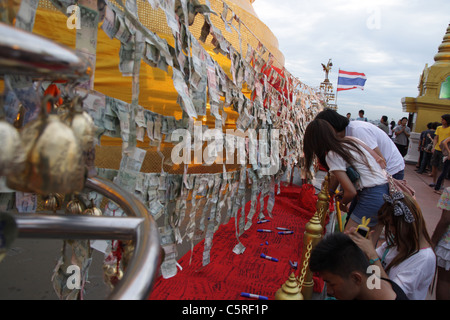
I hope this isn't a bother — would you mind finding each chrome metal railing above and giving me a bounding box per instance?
[11,176,162,300]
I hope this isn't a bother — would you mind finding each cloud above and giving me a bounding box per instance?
[252,0,450,122]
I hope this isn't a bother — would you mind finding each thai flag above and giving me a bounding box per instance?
[337,70,367,92]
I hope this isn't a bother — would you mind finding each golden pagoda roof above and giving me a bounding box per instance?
[402,23,450,133]
[434,23,450,63]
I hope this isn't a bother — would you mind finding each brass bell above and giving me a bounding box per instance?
[58,96,95,152]
[66,195,85,215]
[103,264,123,289]
[59,95,96,178]
[83,199,102,216]
[43,193,64,213]
[0,119,26,176]
[6,95,85,196]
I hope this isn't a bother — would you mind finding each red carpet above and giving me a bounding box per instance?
[149,184,324,300]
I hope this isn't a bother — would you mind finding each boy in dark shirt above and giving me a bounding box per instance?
[418,122,439,174]
[310,233,408,300]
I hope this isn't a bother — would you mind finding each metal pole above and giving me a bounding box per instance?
[12,176,162,300]
[85,176,162,300]
[335,69,340,107]
[14,214,144,241]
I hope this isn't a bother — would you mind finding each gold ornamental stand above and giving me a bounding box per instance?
[275,174,330,300]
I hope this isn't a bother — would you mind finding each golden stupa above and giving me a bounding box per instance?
[402,23,450,132]
[27,0,286,174]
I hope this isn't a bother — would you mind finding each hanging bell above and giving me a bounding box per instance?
[6,95,85,196]
[58,95,95,155]
[43,193,64,213]
[0,119,26,177]
[83,199,102,216]
[103,264,123,289]
[59,95,96,178]
[0,95,26,176]
[66,194,86,215]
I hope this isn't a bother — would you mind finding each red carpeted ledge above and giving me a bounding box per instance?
[149,184,324,300]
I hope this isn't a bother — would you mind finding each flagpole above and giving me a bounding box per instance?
[335,69,340,107]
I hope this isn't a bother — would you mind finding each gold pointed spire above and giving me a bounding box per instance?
[275,273,303,300]
[434,24,450,63]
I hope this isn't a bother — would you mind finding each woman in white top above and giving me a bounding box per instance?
[303,119,389,243]
[315,108,405,179]
[348,192,436,300]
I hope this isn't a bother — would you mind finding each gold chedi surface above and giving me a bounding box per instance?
[402,23,450,133]
[32,0,286,174]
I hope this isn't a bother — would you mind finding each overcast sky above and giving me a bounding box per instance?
[252,0,450,123]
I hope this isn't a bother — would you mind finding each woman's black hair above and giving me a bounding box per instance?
[314,108,350,133]
[441,114,450,124]
[303,119,372,172]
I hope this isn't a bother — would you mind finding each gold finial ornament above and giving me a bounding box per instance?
[434,24,450,63]
[299,212,324,300]
[317,174,330,226]
[275,272,303,300]
[402,23,450,132]
[305,211,324,237]
[296,174,330,300]
[276,181,328,300]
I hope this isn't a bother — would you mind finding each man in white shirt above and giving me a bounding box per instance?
[315,109,405,179]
